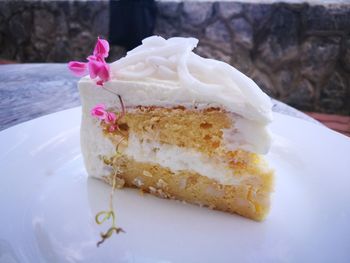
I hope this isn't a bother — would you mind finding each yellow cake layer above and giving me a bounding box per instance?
[102,154,274,221]
[109,106,230,155]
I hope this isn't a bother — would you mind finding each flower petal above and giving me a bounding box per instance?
[92,103,106,111]
[94,37,110,58]
[105,112,116,124]
[98,63,110,81]
[109,125,116,132]
[88,59,104,79]
[68,61,87,76]
[87,55,96,62]
[91,103,107,119]
[96,80,104,86]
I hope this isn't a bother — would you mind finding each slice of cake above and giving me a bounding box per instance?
[75,36,274,221]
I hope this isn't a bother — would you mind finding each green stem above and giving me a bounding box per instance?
[95,165,125,247]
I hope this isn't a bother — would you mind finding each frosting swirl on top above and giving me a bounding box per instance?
[110,36,272,123]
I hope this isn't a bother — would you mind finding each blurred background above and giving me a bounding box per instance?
[0,0,349,135]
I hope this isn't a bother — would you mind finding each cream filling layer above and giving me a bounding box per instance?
[123,133,242,185]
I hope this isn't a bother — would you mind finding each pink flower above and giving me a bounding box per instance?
[98,63,110,81]
[68,61,87,76]
[93,37,110,58]
[108,125,116,132]
[91,103,116,126]
[96,80,104,86]
[105,112,116,124]
[91,104,106,119]
[87,55,110,82]
[68,37,111,86]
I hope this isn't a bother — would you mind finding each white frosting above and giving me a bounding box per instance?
[110,36,273,124]
[80,106,116,178]
[124,133,242,185]
[223,118,272,154]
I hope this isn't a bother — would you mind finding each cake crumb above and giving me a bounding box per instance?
[150,116,160,122]
[143,170,153,177]
[149,186,157,194]
[200,122,213,129]
[178,178,187,190]
[156,179,168,188]
[115,177,125,189]
[133,177,144,187]
[157,189,169,199]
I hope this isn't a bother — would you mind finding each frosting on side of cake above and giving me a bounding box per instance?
[223,117,272,154]
[109,36,272,124]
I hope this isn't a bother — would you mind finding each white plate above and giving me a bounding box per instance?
[1,107,350,263]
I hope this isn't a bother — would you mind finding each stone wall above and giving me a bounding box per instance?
[0,1,349,115]
[0,1,110,62]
